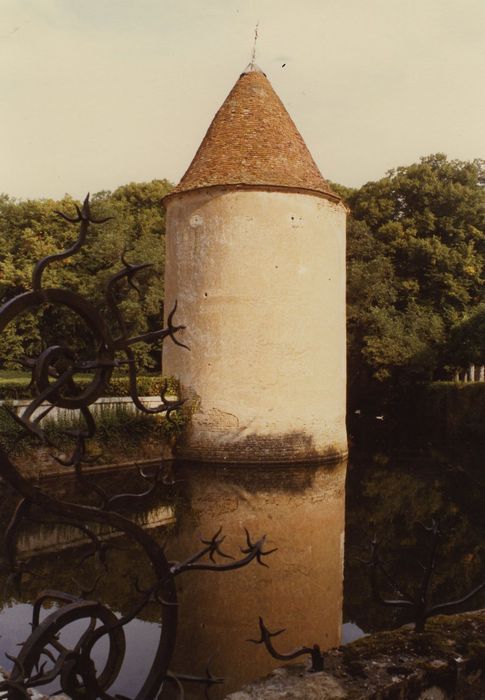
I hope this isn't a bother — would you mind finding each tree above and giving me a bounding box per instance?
[344,154,485,396]
[0,180,173,371]
[446,303,485,369]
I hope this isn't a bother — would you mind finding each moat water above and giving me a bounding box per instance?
[0,425,484,698]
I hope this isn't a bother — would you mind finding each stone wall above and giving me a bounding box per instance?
[1,395,167,424]
[226,611,485,699]
[164,187,347,463]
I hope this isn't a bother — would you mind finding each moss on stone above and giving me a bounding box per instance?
[228,611,485,699]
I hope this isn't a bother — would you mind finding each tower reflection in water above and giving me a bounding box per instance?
[0,459,346,699]
[168,459,346,698]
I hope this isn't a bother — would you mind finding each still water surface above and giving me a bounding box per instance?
[0,432,483,698]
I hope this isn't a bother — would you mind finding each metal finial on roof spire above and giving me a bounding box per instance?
[243,22,263,74]
[250,21,259,68]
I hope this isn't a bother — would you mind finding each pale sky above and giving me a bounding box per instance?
[1,0,484,200]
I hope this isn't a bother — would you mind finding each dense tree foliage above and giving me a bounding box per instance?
[446,303,485,368]
[1,154,484,394]
[0,180,172,371]
[335,154,485,400]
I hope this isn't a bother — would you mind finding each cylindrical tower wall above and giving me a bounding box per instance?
[163,186,347,463]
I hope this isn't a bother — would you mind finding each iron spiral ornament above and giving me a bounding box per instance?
[0,195,272,699]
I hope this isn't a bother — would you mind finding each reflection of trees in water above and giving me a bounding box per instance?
[0,460,347,699]
[345,445,485,633]
[3,446,484,641]
[0,468,179,621]
[0,532,171,622]
[6,443,483,693]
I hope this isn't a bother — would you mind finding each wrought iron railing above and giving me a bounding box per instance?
[0,196,272,699]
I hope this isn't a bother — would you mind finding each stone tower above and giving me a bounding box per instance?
[163,65,347,464]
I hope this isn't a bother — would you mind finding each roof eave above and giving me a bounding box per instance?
[162,182,342,208]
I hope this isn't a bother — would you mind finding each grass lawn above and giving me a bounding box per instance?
[0,369,175,401]
[0,370,96,387]
[0,370,164,382]
[0,370,31,385]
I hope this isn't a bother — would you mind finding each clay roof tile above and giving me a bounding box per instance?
[169,66,338,201]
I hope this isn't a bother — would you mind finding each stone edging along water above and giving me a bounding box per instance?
[225,610,485,699]
[2,612,484,698]
[1,395,173,424]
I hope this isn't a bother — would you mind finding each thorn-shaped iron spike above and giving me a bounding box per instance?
[55,209,83,224]
[167,301,190,351]
[200,526,223,546]
[247,616,286,645]
[241,529,276,567]
[256,544,278,567]
[39,647,56,664]
[31,659,47,681]
[55,193,111,225]
[200,527,235,562]
[242,527,253,551]
[90,215,113,224]
[5,652,26,680]
[248,616,322,670]
[82,193,111,222]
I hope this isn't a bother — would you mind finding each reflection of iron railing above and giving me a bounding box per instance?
[0,196,273,699]
[362,520,485,633]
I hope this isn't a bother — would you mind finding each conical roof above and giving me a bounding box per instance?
[168,66,339,201]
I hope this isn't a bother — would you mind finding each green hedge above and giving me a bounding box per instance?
[0,374,179,401]
[0,399,185,456]
[413,381,485,440]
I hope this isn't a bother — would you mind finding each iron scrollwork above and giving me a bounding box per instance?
[0,196,272,699]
